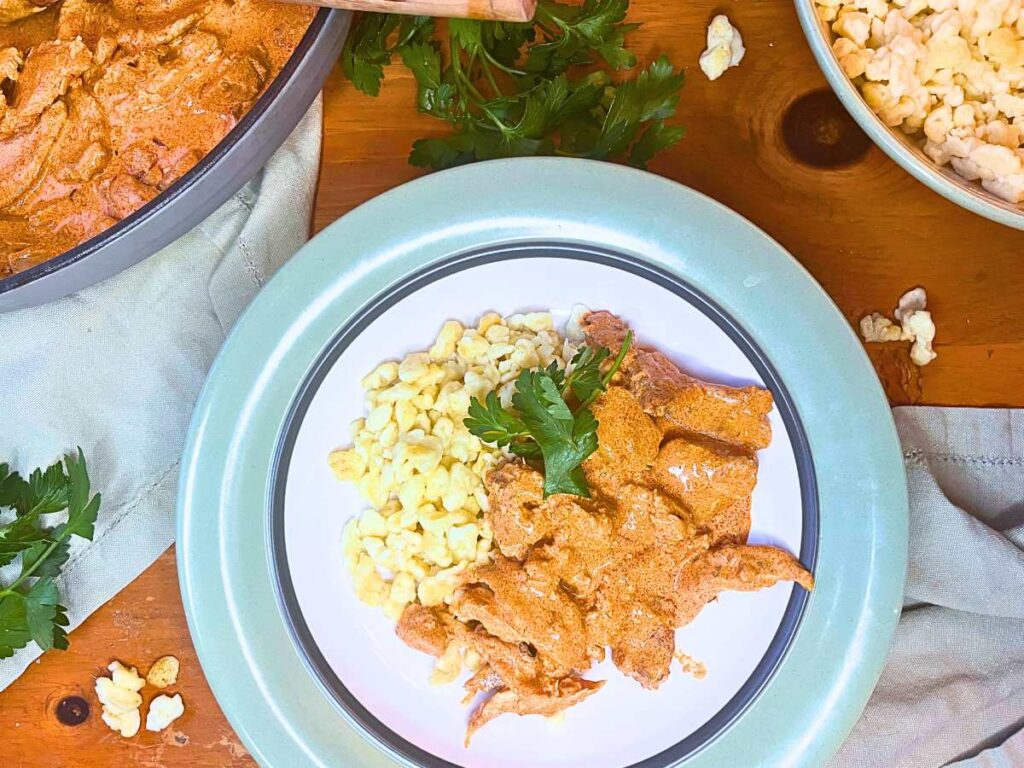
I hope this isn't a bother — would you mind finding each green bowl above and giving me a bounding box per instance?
[793,0,1024,230]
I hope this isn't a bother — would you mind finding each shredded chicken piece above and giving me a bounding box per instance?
[395,604,454,657]
[578,310,634,364]
[582,311,774,451]
[0,102,66,209]
[0,0,57,24]
[462,665,504,705]
[611,621,676,690]
[0,47,21,87]
[6,39,90,125]
[673,544,815,626]
[456,557,588,679]
[465,677,605,745]
[631,351,774,451]
[585,384,662,490]
[459,627,549,694]
[653,438,758,523]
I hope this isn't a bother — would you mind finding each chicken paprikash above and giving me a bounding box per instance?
[394,310,814,743]
[0,0,313,275]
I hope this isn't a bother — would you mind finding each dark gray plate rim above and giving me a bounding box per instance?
[0,8,334,295]
[268,241,820,768]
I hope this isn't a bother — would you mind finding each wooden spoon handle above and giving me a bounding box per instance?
[284,0,537,20]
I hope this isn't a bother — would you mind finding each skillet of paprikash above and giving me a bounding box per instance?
[0,0,313,275]
[395,310,814,743]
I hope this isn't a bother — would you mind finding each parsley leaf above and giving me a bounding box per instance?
[527,0,638,77]
[63,452,100,541]
[628,120,684,168]
[341,15,434,97]
[564,345,611,404]
[23,462,70,517]
[464,332,633,498]
[562,330,632,409]
[583,56,685,160]
[0,464,24,508]
[341,1,683,170]
[0,598,32,660]
[0,449,101,658]
[23,578,62,651]
[481,19,536,68]
[465,391,530,446]
[410,135,481,169]
[464,391,544,460]
[0,515,46,568]
[513,369,599,496]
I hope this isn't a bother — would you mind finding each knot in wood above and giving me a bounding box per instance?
[55,695,90,726]
[782,90,871,168]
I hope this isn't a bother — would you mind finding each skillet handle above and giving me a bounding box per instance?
[278,0,536,21]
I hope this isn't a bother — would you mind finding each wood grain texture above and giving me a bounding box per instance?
[2,0,1022,764]
[0,548,254,768]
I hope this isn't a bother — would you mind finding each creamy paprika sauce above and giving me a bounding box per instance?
[0,0,313,276]
[396,310,815,743]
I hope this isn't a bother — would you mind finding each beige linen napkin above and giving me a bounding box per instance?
[0,96,323,691]
[829,407,1024,768]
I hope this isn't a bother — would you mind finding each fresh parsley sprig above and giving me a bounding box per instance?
[464,332,632,497]
[341,14,435,96]
[0,450,101,658]
[340,0,685,170]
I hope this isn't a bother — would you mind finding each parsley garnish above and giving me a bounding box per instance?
[465,332,632,497]
[0,450,101,658]
[340,1,684,170]
[341,15,435,96]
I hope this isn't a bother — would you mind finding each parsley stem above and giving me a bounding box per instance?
[602,332,634,388]
[478,56,503,98]
[532,5,564,39]
[481,105,511,134]
[449,38,499,122]
[395,23,422,49]
[448,52,508,135]
[3,533,64,595]
[576,332,634,412]
[534,21,560,41]
[480,47,526,78]
[16,502,46,523]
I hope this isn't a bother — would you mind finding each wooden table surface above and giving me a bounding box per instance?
[3,0,1023,765]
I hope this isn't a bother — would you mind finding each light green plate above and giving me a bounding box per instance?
[177,158,908,768]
